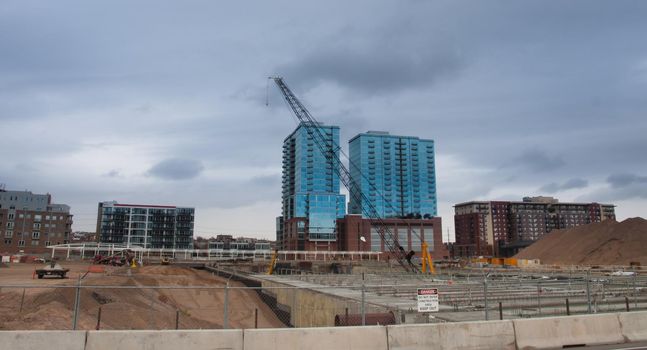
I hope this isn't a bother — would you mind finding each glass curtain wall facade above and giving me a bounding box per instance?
[280,123,346,242]
[97,201,194,249]
[349,131,437,219]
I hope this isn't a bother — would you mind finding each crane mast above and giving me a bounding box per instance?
[270,77,416,272]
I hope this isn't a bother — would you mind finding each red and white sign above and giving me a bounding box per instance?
[417,288,439,312]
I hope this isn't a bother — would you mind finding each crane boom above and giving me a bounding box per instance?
[270,77,416,272]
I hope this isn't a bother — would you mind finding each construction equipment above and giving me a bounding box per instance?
[269,77,431,273]
[35,260,70,279]
[267,250,278,275]
[420,242,436,274]
[93,249,136,267]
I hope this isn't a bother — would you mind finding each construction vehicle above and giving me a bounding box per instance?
[35,260,70,279]
[269,77,434,273]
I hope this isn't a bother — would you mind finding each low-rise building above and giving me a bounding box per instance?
[0,189,73,254]
[96,201,194,249]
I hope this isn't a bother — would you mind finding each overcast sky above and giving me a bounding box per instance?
[1,1,646,241]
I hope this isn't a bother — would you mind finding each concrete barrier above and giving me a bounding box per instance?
[387,320,516,350]
[0,331,86,350]
[513,313,624,349]
[619,311,647,342]
[243,326,388,350]
[85,330,243,350]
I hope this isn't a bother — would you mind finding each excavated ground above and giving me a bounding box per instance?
[0,262,285,330]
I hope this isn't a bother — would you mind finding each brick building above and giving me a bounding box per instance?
[453,197,616,258]
[336,215,449,259]
[0,189,73,254]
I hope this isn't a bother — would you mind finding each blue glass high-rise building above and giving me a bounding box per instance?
[349,131,437,219]
[277,122,346,250]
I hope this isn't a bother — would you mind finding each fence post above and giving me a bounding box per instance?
[96,307,102,330]
[566,298,570,316]
[633,274,638,309]
[498,302,503,320]
[586,272,592,314]
[484,278,489,321]
[223,283,229,329]
[72,274,81,330]
[625,296,630,312]
[537,282,542,315]
[345,307,349,326]
[175,309,180,329]
[19,289,26,313]
[254,308,258,329]
[361,283,366,326]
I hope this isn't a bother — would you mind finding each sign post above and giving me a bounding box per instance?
[417,288,439,313]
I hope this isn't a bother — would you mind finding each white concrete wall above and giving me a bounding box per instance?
[243,326,388,350]
[513,313,624,350]
[5,311,647,350]
[0,330,86,350]
[85,330,243,350]
[388,320,516,350]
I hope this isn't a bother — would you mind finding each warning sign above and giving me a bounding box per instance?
[417,288,439,312]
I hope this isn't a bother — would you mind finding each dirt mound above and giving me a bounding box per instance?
[0,265,285,330]
[515,217,647,266]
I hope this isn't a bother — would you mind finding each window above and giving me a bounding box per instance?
[4,239,11,244]
[33,223,41,229]
[6,222,14,229]
[19,214,24,219]
[8,213,14,220]
[32,232,40,239]
[5,230,12,238]
[18,240,25,247]
[44,241,51,246]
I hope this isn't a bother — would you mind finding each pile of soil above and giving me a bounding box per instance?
[0,265,285,330]
[515,217,647,266]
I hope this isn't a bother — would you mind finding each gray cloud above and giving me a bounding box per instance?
[147,158,204,180]
[607,173,647,188]
[503,149,565,173]
[102,169,122,178]
[1,0,647,237]
[539,178,588,193]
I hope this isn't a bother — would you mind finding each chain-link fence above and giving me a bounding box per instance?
[1,272,645,330]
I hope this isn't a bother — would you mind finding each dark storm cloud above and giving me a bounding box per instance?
[147,158,204,180]
[539,178,588,193]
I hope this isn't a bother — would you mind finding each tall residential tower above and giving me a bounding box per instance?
[348,131,437,219]
[277,122,346,250]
